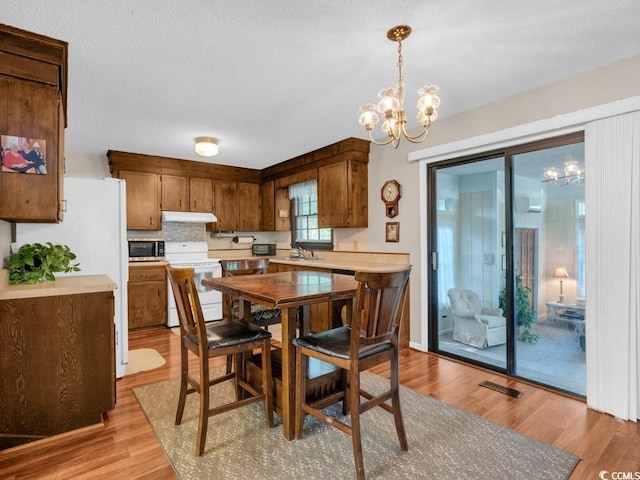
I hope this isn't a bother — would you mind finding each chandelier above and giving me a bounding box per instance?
[543,156,584,185]
[358,25,440,148]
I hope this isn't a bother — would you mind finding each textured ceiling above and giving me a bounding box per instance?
[4,1,640,170]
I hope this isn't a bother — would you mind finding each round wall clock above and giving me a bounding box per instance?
[381,179,401,218]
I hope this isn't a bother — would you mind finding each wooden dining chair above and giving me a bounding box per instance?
[167,266,274,457]
[219,258,282,329]
[293,266,412,480]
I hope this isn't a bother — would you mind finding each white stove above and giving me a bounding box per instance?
[165,241,222,327]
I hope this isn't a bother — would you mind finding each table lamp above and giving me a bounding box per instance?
[553,266,569,303]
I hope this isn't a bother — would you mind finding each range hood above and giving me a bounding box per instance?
[162,211,217,223]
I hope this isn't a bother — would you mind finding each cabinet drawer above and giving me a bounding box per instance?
[129,265,167,282]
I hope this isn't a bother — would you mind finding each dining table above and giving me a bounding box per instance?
[202,269,358,440]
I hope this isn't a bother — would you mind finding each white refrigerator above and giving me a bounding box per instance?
[16,177,129,378]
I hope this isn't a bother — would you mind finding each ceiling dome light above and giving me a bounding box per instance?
[195,137,219,157]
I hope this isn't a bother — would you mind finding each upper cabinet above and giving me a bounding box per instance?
[0,25,68,223]
[213,180,237,231]
[119,171,161,230]
[264,137,370,229]
[260,181,275,231]
[161,174,188,211]
[211,180,260,232]
[237,182,261,231]
[318,159,368,228]
[108,137,368,232]
[189,177,213,213]
[108,150,261,231]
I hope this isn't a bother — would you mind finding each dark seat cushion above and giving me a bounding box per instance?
[292,326,392,360]
[186,319,272,349]
[231,303,282,326]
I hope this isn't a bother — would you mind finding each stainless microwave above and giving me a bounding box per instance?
[252,243,276,256]
[128,238,165,261]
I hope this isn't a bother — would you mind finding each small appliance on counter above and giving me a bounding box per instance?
[251,243,276,256]
[128,238,165,261]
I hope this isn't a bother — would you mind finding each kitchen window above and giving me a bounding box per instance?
[289,180,333,250]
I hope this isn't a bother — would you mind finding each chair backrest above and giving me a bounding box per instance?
[447,288,483,315]
[167,266,207,346]
[219,258,269,277]
[219,258,270,318]
[351,266,412,348]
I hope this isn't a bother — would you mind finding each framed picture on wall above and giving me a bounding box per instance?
[386,222,399,242]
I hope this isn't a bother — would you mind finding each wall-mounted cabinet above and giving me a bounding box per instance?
[213,180,237,231]
[118,170,161,230]
[108,137,369,232]
[318,160,368,228]
[0,25,68,223]
[260,180,275,231]
[189,177,214,212]
[238,182,261,231]
[161,174,188,211]
[213,180,261,232]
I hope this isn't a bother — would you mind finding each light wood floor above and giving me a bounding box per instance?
[1,327,639,479]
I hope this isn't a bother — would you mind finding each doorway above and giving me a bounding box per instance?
[429,133,586,396]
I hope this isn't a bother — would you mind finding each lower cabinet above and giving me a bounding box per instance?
[128,264,167,330]
[0,290,115,449]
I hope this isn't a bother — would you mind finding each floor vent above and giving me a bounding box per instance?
[479,381,523,398]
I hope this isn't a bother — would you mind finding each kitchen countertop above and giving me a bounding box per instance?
[215,255,410,272]
[0,271,116,300]
[128,261,168,268]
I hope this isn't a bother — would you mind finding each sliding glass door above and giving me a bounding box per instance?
[429,133,586,396]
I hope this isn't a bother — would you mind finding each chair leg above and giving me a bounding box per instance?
[341,368,349,415]
[175,343,188,425]
[261,342,274,427]
[348,368,365,480]
[233,353,243,401]
[225,354,232,374]
[294,347,307,439]
[390,352,408,451]
[195,356,210,456]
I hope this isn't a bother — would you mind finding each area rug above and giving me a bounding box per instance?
[133,370,579,479]
[125,348,166,375]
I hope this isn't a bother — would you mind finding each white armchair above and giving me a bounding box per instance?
[447,288,506,349]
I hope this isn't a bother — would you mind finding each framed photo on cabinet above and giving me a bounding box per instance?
[1,135,47,174]
[385,222,399,242]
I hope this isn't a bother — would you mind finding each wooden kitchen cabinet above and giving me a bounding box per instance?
[213,180,238,231]
[318,159,368,228]
[238,181,261,231]
[0,289,115,449]
[128,264,167,330]
[119,170,161,230]
[0,25,67,223]
[161,174,188,211]
[260,180,275,231]
[213,180,261,231]
[189,177,214,212]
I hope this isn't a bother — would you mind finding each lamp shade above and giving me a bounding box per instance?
[195,137,219,157]
[553,266,569,278]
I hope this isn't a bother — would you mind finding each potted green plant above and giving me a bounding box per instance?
[7,242,80,284]
[499,275,539,343]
